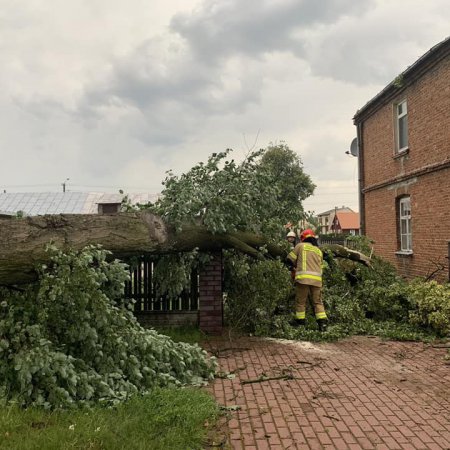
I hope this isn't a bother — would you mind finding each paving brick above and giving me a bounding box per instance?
[305,437,323,449]
[277,427,290,439]
[302,426,317,439]
[317,431,334,445]
[341,431,358,444]
[397,425,417,438]
[372,425,392,437]
[204,335,450,450]
[390,431,411,444]
[381,436,402,449]
[357,437,376,449]
[330,437,351,449]
[254,439,272,450]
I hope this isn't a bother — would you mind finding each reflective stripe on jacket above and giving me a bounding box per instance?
[287,242,323,287]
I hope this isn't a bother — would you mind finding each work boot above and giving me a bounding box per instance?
[317,319,328,332]
[290,318,305,327]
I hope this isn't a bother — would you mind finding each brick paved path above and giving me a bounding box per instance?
[205,335,450,450]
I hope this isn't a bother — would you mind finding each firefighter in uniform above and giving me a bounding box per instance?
[286,231,297,248]
[287,229,328,332]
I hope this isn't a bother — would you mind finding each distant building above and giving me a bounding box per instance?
[0,210,15,219]
[0,192,158,216]
[316,206,354,234]
[354,36,450,282]
[331,211,360,235]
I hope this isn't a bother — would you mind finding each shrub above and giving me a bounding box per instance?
[224,252,292,334]
[408,280,450,336]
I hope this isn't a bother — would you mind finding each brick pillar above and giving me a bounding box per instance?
[199,251,223,335]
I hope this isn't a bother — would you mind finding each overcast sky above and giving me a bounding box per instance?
[1,0,448,214]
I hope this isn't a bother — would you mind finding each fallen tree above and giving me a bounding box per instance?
[0,211,370,286]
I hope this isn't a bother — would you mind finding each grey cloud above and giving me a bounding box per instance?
[170,0,374,61]
[306,2,450,84]
[76,0,374,138]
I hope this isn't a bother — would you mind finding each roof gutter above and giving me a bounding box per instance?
[354,36,450,123]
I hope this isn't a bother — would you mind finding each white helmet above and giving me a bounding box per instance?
[286,231,296,238]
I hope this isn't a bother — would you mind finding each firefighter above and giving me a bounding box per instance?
[286,231,297,247]
[287,229,328,332]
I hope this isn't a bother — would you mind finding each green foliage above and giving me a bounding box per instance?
[121,143,315,300]
[0,246,216,409]
[148,144,314,239]
[393,74,405,88]
[150,149,277,235]
[117,147,448,344]
[258,142,315,229]
[0,387,218,450]
[322,255,411,323]
[344,235,375,255]
[152,250,211,299]
[223,252,292,334]
[235,246,444,341]
[408,280,450,336]
[269,318,435,342]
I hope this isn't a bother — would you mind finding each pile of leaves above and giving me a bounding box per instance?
[0,246,216,409]
[224,237,449,341]
[122,145,448,341]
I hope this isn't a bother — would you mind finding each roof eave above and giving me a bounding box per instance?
[353,36,450,124]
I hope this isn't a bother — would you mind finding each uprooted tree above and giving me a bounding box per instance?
[0,144,379,409]
[0,144,369,286]
[0,211,370,286]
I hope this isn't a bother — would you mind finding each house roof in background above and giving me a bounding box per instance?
[317,206,354,217]
[335,211,360,229]
[0,192,158,216]
[0,210,15,217]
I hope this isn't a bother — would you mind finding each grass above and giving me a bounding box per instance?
[0,327,218,449]
[154,325,204,344]
[0,388,219,450]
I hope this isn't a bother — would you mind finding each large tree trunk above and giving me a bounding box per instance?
[0,212,283,285]
[0,211,370,286]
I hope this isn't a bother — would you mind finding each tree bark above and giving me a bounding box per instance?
[0,212,283,285]
[0,211,370,286]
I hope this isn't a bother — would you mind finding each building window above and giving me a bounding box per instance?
[399,196,412,252]
[395,100,408,152]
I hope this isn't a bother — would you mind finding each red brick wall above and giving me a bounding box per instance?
[362,55,450,282]
[365,166,450,282]
[198,251,223,334]
[362,57,450,188]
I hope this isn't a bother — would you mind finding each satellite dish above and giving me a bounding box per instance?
[349,137,359,157]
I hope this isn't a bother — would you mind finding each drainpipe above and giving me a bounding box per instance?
[356,121,365,236]
[448,241,450,282]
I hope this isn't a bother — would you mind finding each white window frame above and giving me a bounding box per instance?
[395,99,408,153]
[398,197,412,253]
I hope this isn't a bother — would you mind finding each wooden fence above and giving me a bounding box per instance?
[124,255,199,313]
[319,237,359,249]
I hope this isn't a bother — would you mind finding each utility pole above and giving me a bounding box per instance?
[62,178,70,193]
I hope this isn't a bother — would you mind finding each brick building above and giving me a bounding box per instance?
[353,37,450,282]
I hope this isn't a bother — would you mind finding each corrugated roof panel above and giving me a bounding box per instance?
[0,192,158,216]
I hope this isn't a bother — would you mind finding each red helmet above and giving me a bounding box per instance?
[300,229,316,241]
